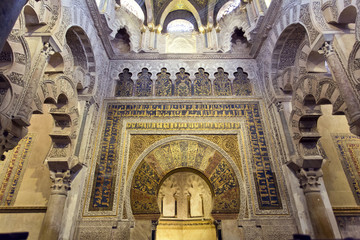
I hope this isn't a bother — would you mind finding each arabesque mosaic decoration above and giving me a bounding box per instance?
[114,67,253,97]
[115,68,133,97]
[332,134,360,204]
[193,68,211,96]
[89,103,282,212]
[214,67,231,96]
[0,134,34,206]
[130,139,240,217]
[155,68,172,96]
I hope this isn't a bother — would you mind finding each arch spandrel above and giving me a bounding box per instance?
[128,138,242,220]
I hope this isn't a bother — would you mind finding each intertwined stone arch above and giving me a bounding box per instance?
[290,75,346,169]
[37,75,80,170]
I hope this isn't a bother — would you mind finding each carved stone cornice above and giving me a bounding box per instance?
[319,41,334,57]
[50,170,71,196]
[111,52,253,61]
[297,168,322,193]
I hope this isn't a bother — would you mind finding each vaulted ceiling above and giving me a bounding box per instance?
[126,0,240,29]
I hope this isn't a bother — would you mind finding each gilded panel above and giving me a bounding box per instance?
[89,103,282,213]
[0,134,34,206]
[130,139,240,216]
[332,134,360,204]
[155,68,172,96]
[193,68,211,96]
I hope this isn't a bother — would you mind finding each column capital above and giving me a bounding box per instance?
[319,41,334,57]
[50,170,71,196]
[275,101,284,112]
[297,168,323,193]
[41,42,55,56]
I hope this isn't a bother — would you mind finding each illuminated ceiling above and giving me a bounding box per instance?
[124,0,243,30]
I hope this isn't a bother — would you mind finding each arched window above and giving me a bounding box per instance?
[167,19,194,33]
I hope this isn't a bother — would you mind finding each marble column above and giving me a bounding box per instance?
[321,41,360,136]
[276,102,295,156]
[39,170,71,240]
[298,168,335,239]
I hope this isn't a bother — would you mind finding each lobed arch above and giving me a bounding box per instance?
[35,74,80,171]
[290,75,347,157]
[125,135,247,221]
[217,11,250,52]
[112,7,143,52]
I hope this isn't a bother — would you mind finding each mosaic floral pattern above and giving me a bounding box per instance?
[115,69,133,97]
[193,68,211,96]
[0,134,34,206]
[155,68,172,96]
[214,67,231,96]
[174,68,192,96]
[135,68,152,97]
[233,67,252,96]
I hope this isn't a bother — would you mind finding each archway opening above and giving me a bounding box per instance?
[156,169,216,240]
[111,28,131,54]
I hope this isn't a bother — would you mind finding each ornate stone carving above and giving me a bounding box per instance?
[297,168,322,193]
[50,170,71,196]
